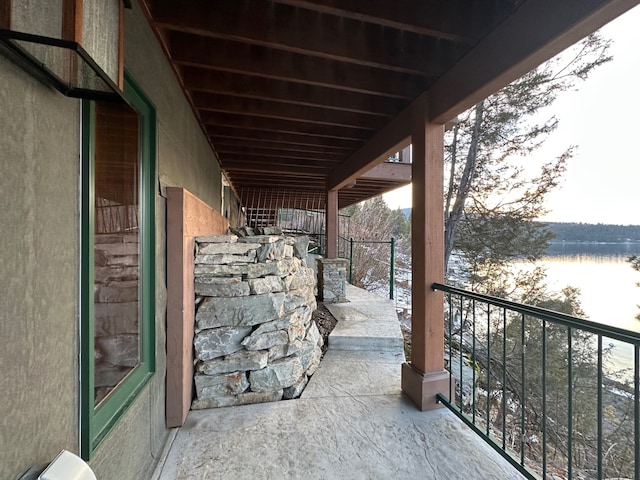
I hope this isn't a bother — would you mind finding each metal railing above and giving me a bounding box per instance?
[433,283,640,480]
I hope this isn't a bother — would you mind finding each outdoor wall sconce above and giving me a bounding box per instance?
[0,0,130,101]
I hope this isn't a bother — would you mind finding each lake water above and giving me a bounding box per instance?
[394,242,640,369]
[539,242,640,372]
[542,243,640,331]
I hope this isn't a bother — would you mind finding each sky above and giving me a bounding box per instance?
[384,4,640,225]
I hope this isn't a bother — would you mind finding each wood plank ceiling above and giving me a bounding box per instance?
[139,0,565,209]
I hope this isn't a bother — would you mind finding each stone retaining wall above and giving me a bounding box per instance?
[192,232,322,409]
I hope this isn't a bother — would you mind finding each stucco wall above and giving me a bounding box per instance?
[90,3,224,479]
[0,55,80,479]
[0,2,224,479]
[124,3,223,212]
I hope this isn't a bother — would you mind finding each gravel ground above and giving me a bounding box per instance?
[311,302,337,356]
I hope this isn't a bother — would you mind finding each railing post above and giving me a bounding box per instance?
[389,237,395,300]
[349,237,353,284]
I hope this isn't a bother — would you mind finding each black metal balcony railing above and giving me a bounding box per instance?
[433,283,640,480]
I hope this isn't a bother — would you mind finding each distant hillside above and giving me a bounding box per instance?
[544,222,640,243]
[389,211,640,243]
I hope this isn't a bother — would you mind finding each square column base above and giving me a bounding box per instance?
[401,363,450,411]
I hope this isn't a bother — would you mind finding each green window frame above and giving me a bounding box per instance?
[80,73,156,459]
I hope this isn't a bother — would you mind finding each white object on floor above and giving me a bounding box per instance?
[38,450,96,480]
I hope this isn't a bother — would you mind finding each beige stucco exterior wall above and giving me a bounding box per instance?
[0,2,224,479]
[91,3,224,479]
[0,55,80,478]
[124,3,223,212]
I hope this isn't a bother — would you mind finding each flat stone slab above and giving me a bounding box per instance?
[153,283,525,480]
[157,395,525,480]
[326,285,404,354]
[301,349,405,399]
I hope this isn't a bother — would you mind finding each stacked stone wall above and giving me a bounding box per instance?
[192,232,321,409]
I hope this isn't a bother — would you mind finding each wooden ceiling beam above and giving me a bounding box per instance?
[168,32,425,99]
[230,176,327,187]
[212,138,349,157]
[228,175,327,184]
[152,0,452,76]
[360,162,412,182]
[216,146,345,162]
[220,155,336,168]
[220,155,335,171]
[327,104,412,190]
[223,162,329,174]
[428,0,640,124]
[181,69,404,117]
[268,0,479,42]
[201,112,373,142]
[192,92,386,130]
[206,126,363,150]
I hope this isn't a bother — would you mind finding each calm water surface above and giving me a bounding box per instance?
[542,243,640,331]
[539,243,640,371]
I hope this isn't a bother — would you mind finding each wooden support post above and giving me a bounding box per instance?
[166,188,228,428]
[401,98,449,411]
[325,189,338,258]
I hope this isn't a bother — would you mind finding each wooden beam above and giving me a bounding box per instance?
[220,160,331,173]
[360,162,411,182]
[166,188,228,428]
[269,0,484,43]
[226,172,327,182]
[401,98,449,411]
[212,138,349,157]
[62,0,83,42]
[200,112,373,142]
[325,189,338,258]
[327,106,411,190]
[192,92,386,130]
[230,178,327,188]
[207,126,361,151]
[152,0,449,76]
[182,68,404,117]
[0,0,10,29]
[216,147,344,163]
[428,0,640,123]
[168,32,425,99]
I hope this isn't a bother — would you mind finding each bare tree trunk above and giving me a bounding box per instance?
[444,100,484,276]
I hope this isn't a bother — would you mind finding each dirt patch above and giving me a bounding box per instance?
[311,302,338,356]
[400,324,411,361]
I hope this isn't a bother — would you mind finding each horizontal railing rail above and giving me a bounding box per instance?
[432,282,640,480]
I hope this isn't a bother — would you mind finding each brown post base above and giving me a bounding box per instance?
[401,363,450,411]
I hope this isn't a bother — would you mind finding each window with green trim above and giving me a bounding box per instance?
[80,74,156,459]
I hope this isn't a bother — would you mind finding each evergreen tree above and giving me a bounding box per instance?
[445,33,612,282]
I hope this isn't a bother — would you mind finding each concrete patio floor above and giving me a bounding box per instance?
[153,285,525,480]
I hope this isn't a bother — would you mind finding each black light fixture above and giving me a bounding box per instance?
[0,0,127,101]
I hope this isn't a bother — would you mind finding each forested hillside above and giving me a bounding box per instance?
[544,222,640,243]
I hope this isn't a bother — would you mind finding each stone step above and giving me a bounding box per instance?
[324,285,404,355]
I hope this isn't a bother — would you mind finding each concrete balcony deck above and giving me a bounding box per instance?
[152,285,525,479]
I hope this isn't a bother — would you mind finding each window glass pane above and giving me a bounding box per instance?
[93,101,140,406]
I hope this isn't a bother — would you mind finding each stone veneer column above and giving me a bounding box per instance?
[317,258,348,303]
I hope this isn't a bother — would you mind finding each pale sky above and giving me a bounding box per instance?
[384,4,640,225]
